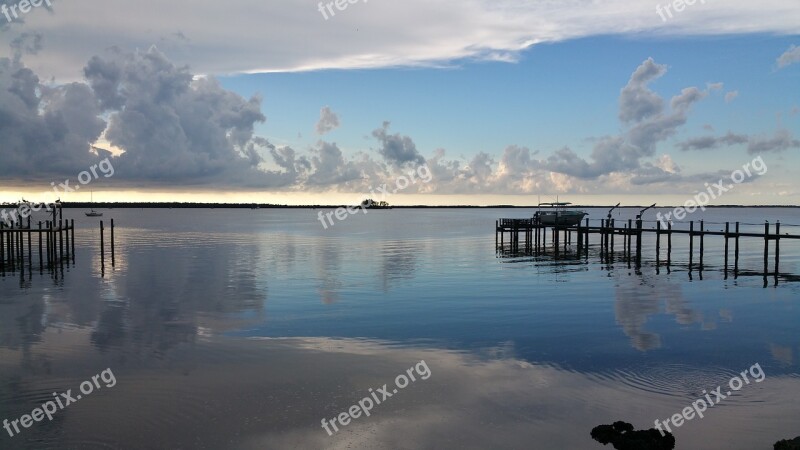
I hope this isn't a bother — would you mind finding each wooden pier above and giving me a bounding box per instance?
[0,218,76,275]
[496,217,799,283]
[0,204,116,278]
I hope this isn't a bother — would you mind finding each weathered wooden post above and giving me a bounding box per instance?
[585,218,589,250]
[59,219,64,263]
[764,222,769,278]
[100,220,105,271]
[0,223,5,271]
[635,218,642,263]
[45,220,50,267]
[689,221,694,270]
[775,221,781,278]
[656,221,661,263]
[699,220,704,270]
[734,222,740,276]
[724,222,730,276]
[611,219,615,251]
[71,219,75,262]
[38,222,42,271]
[627,219,633,257]
[27,222,31,265]
[65,219,70,260]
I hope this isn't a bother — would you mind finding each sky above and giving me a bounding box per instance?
[0,0,799,205]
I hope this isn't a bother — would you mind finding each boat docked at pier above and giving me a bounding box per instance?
[533,202,587,226]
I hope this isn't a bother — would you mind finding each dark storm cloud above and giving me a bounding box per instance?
[0,45,438,190]
[0,35,106,177]
[1,46,324,188]
[87,48,272,182]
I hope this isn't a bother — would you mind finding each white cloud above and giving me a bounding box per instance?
[315,106,340,135]
[777,44,800,69]
[1,0,798,79]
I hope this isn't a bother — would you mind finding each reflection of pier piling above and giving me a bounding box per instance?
[496,217,798,285]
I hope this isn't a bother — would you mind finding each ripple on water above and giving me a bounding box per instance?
[590,363,765,403]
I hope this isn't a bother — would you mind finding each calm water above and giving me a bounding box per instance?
[1,207,800,449]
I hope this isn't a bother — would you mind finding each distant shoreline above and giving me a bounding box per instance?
[2,202,798,209]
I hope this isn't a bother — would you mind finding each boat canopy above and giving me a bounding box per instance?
[538,202,572,206]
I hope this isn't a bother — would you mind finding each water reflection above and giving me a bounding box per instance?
[1,335,799,449]
[1,209,799,449]
[613,271,702,351]
[1,233,267,360]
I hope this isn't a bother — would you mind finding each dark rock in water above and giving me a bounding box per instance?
[590,421,675,450]
[775,436,800,450]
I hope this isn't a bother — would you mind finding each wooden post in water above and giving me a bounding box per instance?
[541,222,546,252]
[59,219,64,264]
[71,219,75,262]
[602,219,607,253]
[9,226,13,268]
[0,223,5,271]
[763,222,769,278]
[610,219,615,252]
[45,221,50,268]
[689,221,694,271]
[584,218,589,250]
[775,221,781,279]
[699,220,704,271]
[627,219,633,258]
[100,220,105,272]
[734,222,740,276]
[554,225,560,254]
[38,222,42,271]
[635,218,642,263]
[27,223,31,266]
[656,221,661,263]
[600,219,605,255]
[724,222,730,276]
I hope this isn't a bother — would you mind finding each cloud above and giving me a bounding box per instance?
[0,48,781,197]
[371,122,426,167]
[777,44,800,69]
[0,47,391,190]
[747,129,800,154]
[725,90,739,103]
[90,48,279,185]
[618,58,667,124]
[315,106,340,135]
[0,38,107,178]
[2,0,799,79]
[678,132,749,151]
[678,129,799,154]
[541,58,707,179]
